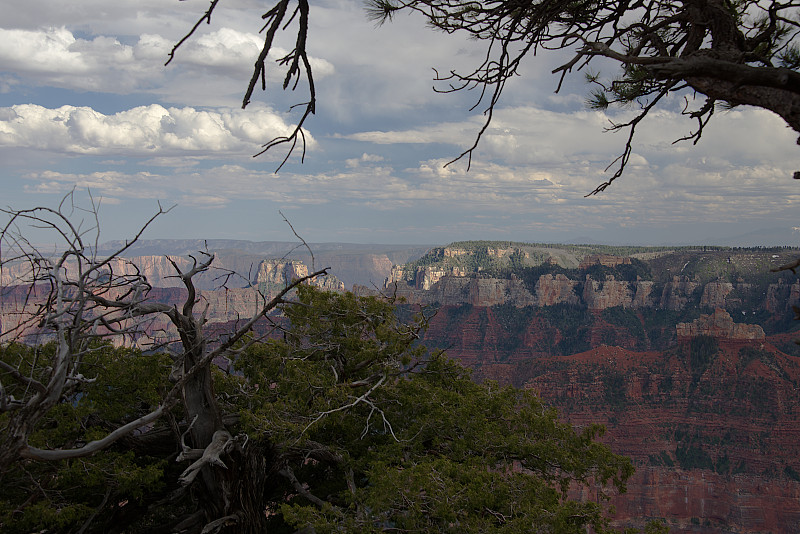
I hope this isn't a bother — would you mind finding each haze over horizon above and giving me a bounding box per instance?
[2,0,799,246]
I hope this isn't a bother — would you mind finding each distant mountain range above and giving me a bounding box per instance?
[562,226,800,247]
[95,239,432,289]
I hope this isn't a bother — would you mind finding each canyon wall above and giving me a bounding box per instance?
[419,301,800,532]
[387,271,800,318]
[676,308,765,341]
[524,340,800,533]
[5,242,800,532]
[256,259,344,294]
[0,259,344,347]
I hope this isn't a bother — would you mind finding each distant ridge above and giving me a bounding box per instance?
[97,239,433,257]
[94,239,431,289]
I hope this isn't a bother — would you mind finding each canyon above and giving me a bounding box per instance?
[420,302,800,532]
[382,243,800,532]
[3,239,800,532]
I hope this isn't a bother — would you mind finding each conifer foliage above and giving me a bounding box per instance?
[176,0,800,186]
[0,206,635,533]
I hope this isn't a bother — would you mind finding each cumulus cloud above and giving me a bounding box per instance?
[345,105,800,177]
[345,153,385,167]
[0,27,165,92]
[172,27,334,78]
[3,0,799,244]
[18,148,800,244]
[0,26,333,100]
[0,103,313,156]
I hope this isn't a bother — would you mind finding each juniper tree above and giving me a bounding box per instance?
[0,198,635,533]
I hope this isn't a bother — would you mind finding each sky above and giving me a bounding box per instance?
[1,0,800,247]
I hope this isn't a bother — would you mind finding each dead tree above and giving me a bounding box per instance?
[0,193,327,532]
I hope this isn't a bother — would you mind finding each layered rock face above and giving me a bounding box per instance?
[388,264,468,291]
[257,260,310,292]
[700,280,735,308]
[1,259,344,347]
[523,341,800,533]
[418,300,800,532]
[256,259,344,294]
[535,274,580,306]
[677,309,765,341]
[385,245,800,318]
[582,275,635,310]
[0,255,195,288]
[387,271,800,317]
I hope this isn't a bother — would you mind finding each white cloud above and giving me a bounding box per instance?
[2,0,799,244]
[172,27,334,78]
[20,152,800,240]
[0,26,333,101]
[0,103,312,156]
[344,105,800,177]
[345,153,385,167]
[0,27,165,92]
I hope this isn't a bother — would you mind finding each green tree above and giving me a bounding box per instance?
[1,276,635,532]
[0,344,172,533]
[235,285,634,533]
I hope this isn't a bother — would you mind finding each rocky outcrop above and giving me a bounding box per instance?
[416,265,467,291]
[676,308,765,341]
[534,274,579,306]
[382,245,800,317]
[661,275,702,310]
[386,272,717,313]
[256,260,344,293]
[583,275,635,310]
[468,278,533,307]
[386,264,467,291]
[631,279,656,308]
[443,246,469,258]
[257,260,309,290]
[765,278,800,314]
[700,280,735,308]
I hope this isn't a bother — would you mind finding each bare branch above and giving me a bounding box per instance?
[280,211,315,271]
[165,0,222,67]
[298,374,391,440]
[364,0,800,188]
[772,257,800,273]
[178,430,234,486]
[21,403,172,461]
[278,464,328,508]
